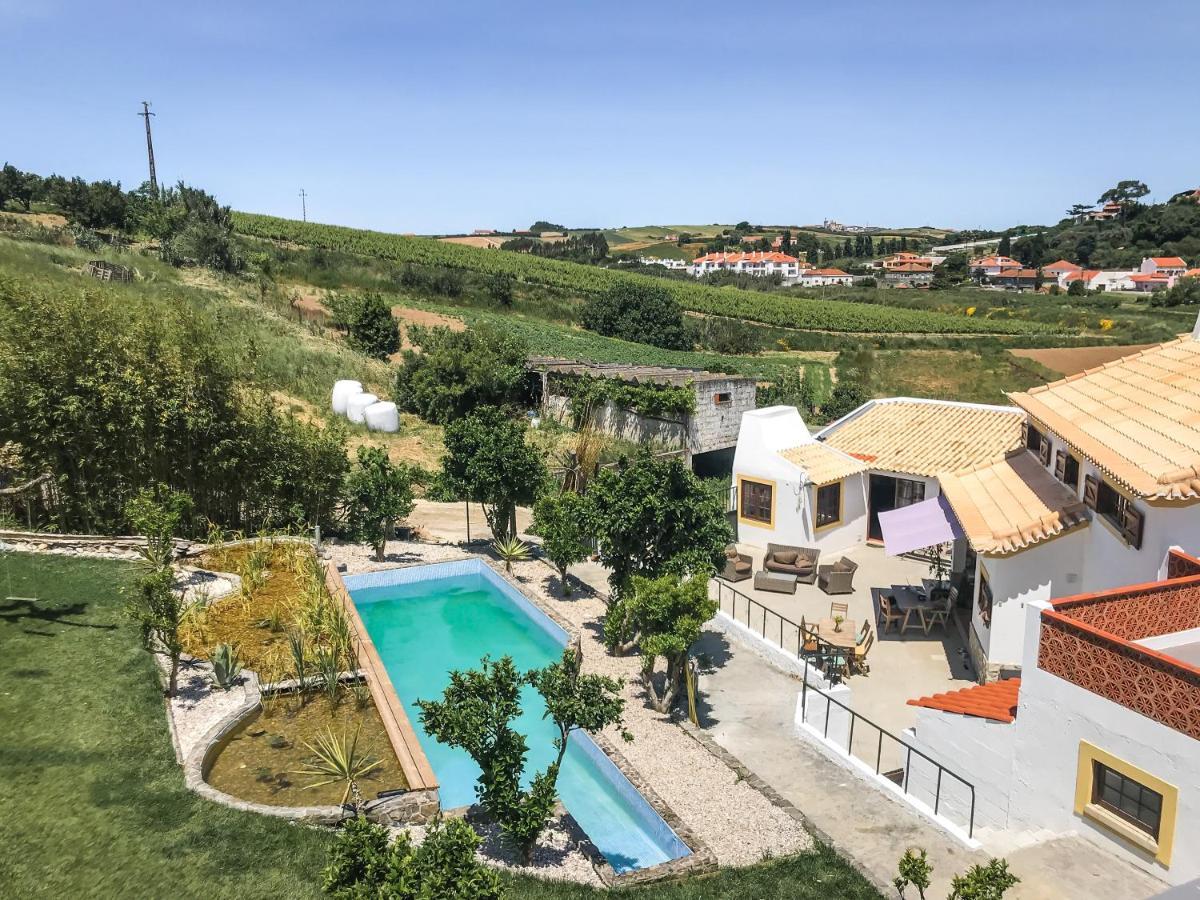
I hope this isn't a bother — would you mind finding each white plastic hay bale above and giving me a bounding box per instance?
[364,401,400,433]
[331,380,363,415]
[346,392,379,424]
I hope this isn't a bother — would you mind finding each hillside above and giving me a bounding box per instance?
[232,212,1052,337]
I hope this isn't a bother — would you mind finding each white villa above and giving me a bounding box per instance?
[689,251,807,280]
[732,319,1200,682]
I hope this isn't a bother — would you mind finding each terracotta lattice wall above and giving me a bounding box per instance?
[1167,548,1200,579]
[1051,578,1200,641]
[1038,615,1200,741]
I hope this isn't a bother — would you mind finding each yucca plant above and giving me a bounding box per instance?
[287,627,309,697]
[315,643,343,708]
[291,726,382,809]
[350,678,372,711]
[327,605,355,661]
[493,536,531,574]
[209,643,243,691]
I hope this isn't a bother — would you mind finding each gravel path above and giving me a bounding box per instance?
[162,655,257,763]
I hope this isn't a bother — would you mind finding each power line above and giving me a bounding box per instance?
[299,188,307,222]
[138,101,158,193]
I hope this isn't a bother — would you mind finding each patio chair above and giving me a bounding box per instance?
[853,628,874,675]
[763,543,820,584]
[878,592,903,633]
[817,557,858,595]
[719,545,753,583]
[800,616,820,657]
[829,600,850,620]
[923,586,955,634]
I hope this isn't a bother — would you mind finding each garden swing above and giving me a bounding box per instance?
[0,540,40,603]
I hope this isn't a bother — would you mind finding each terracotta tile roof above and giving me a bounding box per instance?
[938,450,1089,554]
[818,399,1025,478]
[807,268,851,277]
[1149,256,1187,267]
[779,442,868,485]
[1010,337,1200,500]
[1064,269,1102,283]
[1184,269,1200,279]
[908,678,1021,723]
[1130,273,1169,283]
[1043,259,1081,273]
[694,251,799,265]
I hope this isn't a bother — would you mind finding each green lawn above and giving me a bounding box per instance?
[0,552,879,899]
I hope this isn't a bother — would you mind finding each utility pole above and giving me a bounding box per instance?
[299,188,307,222]
[138,101,158,193]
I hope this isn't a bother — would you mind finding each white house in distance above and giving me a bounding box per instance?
[731,314,1200,682]
[1141,256,1188,278]
[902,548,1200,886]
[689,251,807,281]
[797,267,854,287]
[969,255,1022,276]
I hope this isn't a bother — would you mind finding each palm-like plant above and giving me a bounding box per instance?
[493,536,531,574]
[291,726,382,808]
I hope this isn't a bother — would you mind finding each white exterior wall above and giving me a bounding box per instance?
[802,474,869,555]
[905,707,1016,832]
[970,530,1088,675]
[1008,601,1200,885]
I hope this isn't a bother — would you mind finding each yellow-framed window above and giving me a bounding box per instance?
[814,481,842,530]
[1075,741,1177,866]
[738,477,774,527]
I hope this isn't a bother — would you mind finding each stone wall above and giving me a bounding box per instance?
[544,395,687,449]
[688,378,756,454]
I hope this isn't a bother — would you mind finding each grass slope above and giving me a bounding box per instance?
[0,552,879,899]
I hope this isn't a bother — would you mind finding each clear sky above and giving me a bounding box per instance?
[2,1,1197,234]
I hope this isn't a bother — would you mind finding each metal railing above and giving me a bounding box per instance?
[712,578,978,838]
[800,675,977,838]
[710,482,737,516]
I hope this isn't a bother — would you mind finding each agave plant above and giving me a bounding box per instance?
[291,726,382,808]
[209,643,243,691]
[493,536,531,574]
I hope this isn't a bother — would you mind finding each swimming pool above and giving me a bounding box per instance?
[344,559,691,874]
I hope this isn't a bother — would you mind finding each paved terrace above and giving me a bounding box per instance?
[717,542,976,736]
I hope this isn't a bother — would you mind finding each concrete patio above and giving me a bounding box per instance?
[712,542,976,736]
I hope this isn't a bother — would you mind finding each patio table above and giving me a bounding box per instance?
[889,587,931,633]
[817,618,858,650]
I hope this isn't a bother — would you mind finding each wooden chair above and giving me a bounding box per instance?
[854,630,875,675]
[830,600,850,620]
[878,593,902,633]
[800,616,820,656]
[923,587,955,634]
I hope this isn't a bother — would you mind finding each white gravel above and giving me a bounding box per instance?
[163,655,257,763]
[330,540,812,876]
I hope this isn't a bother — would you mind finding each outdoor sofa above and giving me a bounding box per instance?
[818,557,858,595]
[763,543,819,584]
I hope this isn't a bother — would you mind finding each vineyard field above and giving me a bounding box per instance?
[234,213,1055,337]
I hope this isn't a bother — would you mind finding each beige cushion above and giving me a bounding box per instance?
[833,559,852,573]
[774,550,798,565]
[734,560,751,573]
[725,545,739,559]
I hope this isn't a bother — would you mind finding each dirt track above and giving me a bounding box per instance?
[1009,344,1156,376]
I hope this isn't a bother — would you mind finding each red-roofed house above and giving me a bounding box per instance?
[1130,272,1174,293]
[1141,257,1189,277]
[901,549,1200,886]
[1185,268,1200,280]
[968,255,1022,277]
[1042,259,1081,278]
[798,267,854,287]
[689,251,806,281]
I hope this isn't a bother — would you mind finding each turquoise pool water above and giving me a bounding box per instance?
[347,561,690,874]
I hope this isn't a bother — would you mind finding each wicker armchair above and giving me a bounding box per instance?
[817,557,858,595]
[719,544,753,582]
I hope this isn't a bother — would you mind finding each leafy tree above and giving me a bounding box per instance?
[821,378,869,423]
[1098,180,1150,223]
[0,163,38,211]
[757,367,818,419]
[1150,275,1200,307]
[585,450,729,597]
[606,575,715,712]
[124,487,192,696]
[344,293,399,360]
[1066,203,1093,220]
[394,325,528,424]
[441,406,545,543]
[997,234,1011,256]
[528,646,628,772]
[1066,278,1087,297]
[893,847,932,899]
[157,183,242,272]
[532,490,591,595]
[343,446,418,561]
[487,271,515,306]
[322,815,501,900]
[947,858,1019,900]
[581,280,690,350]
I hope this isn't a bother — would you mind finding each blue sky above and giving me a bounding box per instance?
[2,1,1197,234]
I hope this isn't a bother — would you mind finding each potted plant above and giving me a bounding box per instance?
[833,615,845,632]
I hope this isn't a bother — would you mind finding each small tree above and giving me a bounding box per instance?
[580,280,690,350]
[441,406,545,544]
[124,487,192,696]
[346,292,400,360]
[528,645,629,773]
[585,450,729,598]
[894,847,933,899]
[532,490,591,595]
[948,858,1019,900]
[608,575,716,713]
[487,272,515,307]
[322,815,501,900]
[343,446,418,561]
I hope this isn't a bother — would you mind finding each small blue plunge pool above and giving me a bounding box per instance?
[344,559,691,874]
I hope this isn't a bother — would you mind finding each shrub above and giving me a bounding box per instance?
[532,490,591,594]
[343,446,418,561]
[893,847,932,898]
[394,325,528,424]
[581,280,690,350]
[345,293,400,359]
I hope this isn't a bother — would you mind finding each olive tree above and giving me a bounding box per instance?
[441,406,545,543]
[343,446,418,561]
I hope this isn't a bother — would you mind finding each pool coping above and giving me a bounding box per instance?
[338,554,718,888]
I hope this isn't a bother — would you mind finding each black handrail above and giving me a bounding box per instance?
[800,674,977,838]
[712,578,977,838]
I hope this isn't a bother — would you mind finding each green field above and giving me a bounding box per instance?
[0,551,879,899]
[233,213,1056,337]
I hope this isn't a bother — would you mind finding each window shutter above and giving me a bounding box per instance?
[1083,475,1099,509]
[1121,506,1144,549]
[1038,438,1052,466]
[1054,450,1067,481]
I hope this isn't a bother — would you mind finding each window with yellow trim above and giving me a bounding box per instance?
[740,480,773,524]
[1092,762,1162,840]
[1074,741,1177,866]
[815,482,841,529]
